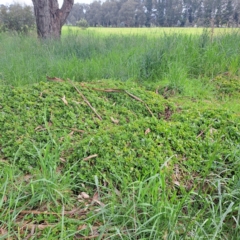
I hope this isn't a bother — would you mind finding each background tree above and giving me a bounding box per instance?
[233,0,240,26]
[32,0,74,38]
[135,2,147,27]
[0,4,8,31]
[195,1,204,26]
[86,1,102,26]
[64,0,240,28]
[156,0,165,26]
[203,0,214,26]
[66,3,86,25]
[164,0,182,26]
[222,0,234,26]
[0,3,35,33]
[101,0,119,27]
[181,0,198,26]
[214,0,222,27]
[145,0,152,27]
[118,0,138,27]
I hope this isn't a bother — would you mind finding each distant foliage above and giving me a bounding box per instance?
[76,18,89,29]
[0,3,35,33]
[66,0,240,27]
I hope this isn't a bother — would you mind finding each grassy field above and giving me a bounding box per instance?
[0,27,240,239]
[63,26,240,36]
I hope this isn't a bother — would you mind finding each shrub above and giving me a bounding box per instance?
[0,3,35,33]
[76,18,89,29]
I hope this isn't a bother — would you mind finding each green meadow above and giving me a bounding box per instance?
[0,27,240,239]
[63,26,240,36]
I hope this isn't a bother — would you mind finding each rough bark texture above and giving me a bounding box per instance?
[32,0,74,39]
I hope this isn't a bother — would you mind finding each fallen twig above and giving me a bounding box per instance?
[91,88,124,93]
[91,87,155,118]
[68,128,85,133]
[16,222,56,230]
[9,208,87,217]
[125,90,155,117]
[196,124,213,138]
[46,76,64,82]
[83,154,98,161]
[68,79,102,121]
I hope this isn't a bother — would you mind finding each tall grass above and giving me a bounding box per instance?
[0,28,239,90]
[1,156,239,239]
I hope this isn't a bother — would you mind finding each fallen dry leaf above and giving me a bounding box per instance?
[110,117,119,124]
[77,224,88,231]
[163,230,168,240]
[209,127,217,135]
[92,191,99,202]
[0,228,8,236]
[56,166,63,174]
[60,157,66,163]
[174,164,180,180]
[0,159,7,163]
[92,199,105,207]
[17,223,56,231]
[2,195,7,202]
[0,229,13,240]
[174,181,180,187]
[69,128,85,133]
[69,131,75,136]
[61,95,68,105]
[114,188,121,197]
[92,192,105,207]
[78,192,90,199]
[145,128,151,135]
[34,125,46,131]
[24,175,32,182]
[65,208,87,216]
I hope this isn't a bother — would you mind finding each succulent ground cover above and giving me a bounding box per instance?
[1,74,239,239]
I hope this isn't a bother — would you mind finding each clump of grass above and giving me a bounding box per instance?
[1,28,240,92]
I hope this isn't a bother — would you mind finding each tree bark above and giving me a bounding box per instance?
[32,0,74,39]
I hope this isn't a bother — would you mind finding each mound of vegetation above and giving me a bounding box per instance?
[0,76,239,239]
[1,79,239,191]
[1,28,240,239]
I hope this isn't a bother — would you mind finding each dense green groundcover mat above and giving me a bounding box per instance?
[0,79,239,189]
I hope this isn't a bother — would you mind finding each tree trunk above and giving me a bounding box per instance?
[32,0,74,39]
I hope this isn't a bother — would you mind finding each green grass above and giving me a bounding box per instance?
[62,26,240,36]
[0,28,240,239]
[1,28,240,88]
